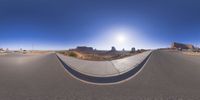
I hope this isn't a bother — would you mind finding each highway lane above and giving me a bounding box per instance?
[0,51,200,100]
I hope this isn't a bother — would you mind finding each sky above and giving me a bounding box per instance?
[1,0,200,50]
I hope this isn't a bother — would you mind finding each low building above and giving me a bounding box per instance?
[171,42,194,50]
[0,48,4,53]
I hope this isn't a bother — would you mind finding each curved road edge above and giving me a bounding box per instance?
[56,52,152,84]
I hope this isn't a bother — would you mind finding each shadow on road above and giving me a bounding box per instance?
[57,53,151,84]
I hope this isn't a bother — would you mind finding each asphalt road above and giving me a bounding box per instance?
[1,50,200,100]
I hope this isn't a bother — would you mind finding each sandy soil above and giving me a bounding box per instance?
[59,50,142,61]
[182,51,200,56]
[23,51,53,55]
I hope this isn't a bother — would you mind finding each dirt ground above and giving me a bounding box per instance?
[23,50,53,55]
[58,50,143,61]
[182,51,200,56]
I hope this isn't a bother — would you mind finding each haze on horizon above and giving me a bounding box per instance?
[1,0,200,50]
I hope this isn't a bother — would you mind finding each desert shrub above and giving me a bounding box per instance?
[68,52,78,57]
[57,51,66,54]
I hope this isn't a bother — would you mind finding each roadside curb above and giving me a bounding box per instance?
[56,52,152,84]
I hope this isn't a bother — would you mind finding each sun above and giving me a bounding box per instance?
[116,34,126,44]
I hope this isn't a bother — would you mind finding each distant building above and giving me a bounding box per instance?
[111,46,116,52]
[20,48,23,52]
[171,42,194,50]
[0,48,4,53]
[6,48,9,52]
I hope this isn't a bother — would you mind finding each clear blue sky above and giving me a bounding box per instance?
[1,0,200,50]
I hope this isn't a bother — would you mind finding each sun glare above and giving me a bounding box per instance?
[116,34,126,43]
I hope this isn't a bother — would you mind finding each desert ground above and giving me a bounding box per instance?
[57,50,146,61]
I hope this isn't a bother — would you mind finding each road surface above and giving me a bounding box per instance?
[0,50,200,100]
[56,51,151,84]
